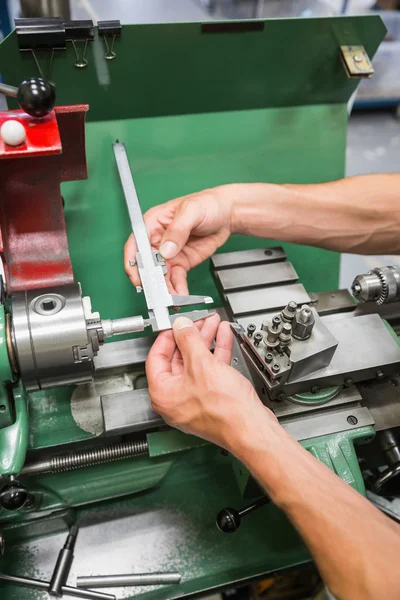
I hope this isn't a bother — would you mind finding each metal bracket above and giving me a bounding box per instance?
[340,45,374,79]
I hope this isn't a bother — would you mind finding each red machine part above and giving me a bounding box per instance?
[0,105,89,293]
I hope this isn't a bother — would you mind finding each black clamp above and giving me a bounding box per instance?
[64,20,94,68]
[98,20,122,60]
[15,17,66,51]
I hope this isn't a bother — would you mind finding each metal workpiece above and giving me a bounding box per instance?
[101,315,148,337]
[11,283,99,391]
[113,142,213,331]
[49,525,79,597]
[0,573,115,600]
[352,266,400,305]
[292,304,315,340]
[21,439,149,476]
[77,572,182,588]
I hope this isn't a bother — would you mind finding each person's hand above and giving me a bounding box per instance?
[125,186,235,295]
[146,313,276,451]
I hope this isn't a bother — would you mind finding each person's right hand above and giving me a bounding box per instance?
[124,185,235,295]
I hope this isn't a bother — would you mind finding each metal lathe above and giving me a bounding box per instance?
[0,12,399,600]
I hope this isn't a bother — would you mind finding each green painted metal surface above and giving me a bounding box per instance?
[233,424,374,500]
[0,383,28,476]
[294,386,341,404]
[302,426,375,495]
[0,17,386,121]
[0,304,13,429]
[0,446,310,600]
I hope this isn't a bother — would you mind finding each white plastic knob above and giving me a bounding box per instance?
[1,120,26,146]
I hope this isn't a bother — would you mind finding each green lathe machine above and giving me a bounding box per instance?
[0,12,399,600]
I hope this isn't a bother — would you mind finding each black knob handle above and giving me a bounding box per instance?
[216,496,270,533]
[373,464,400,497]
[216,507,241,533]
[17,78,56,118]
[0,480,28,511]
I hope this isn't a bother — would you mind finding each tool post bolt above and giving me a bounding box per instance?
[247,323,256,338]
[281,301,297,323]
[253,332,263,346]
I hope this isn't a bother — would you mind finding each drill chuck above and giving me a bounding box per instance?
[351,266,400,305]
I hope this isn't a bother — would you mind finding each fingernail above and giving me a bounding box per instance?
[173,316,194,331]
[160,241,178,259]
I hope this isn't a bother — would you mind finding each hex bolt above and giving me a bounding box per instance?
[345,378,353,387]
[311,386,320,394]
[265,353,273,364]
[272,363,281,373]
[254,332,263,346]
[277,393,286,402]
[299,305,312,323]
[247,323,256,338]
[292,305,315,341]
[376,370,384,379]
[347,415,358,425]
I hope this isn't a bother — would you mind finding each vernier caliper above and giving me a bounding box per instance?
[113,142,214,332]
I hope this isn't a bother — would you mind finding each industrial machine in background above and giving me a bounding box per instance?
[0,12,399,600]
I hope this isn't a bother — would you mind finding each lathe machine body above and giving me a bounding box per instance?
[0,13,399,600]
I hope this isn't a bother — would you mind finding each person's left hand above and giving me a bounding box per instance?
[146,313,275,451]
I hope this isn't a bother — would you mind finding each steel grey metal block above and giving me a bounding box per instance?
[281,406,374,441]
[211,247,286,270]
[310,289,357,315]
[215,261,298,293]
[359,375,400,431]
[226,283,310,317]
[288,309,338,382]
[285,314,400,394]
[273,387,362,419]
[101,389,163,435]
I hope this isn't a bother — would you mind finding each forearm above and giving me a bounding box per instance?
[226,174,400,255]
[230,409,400,600]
